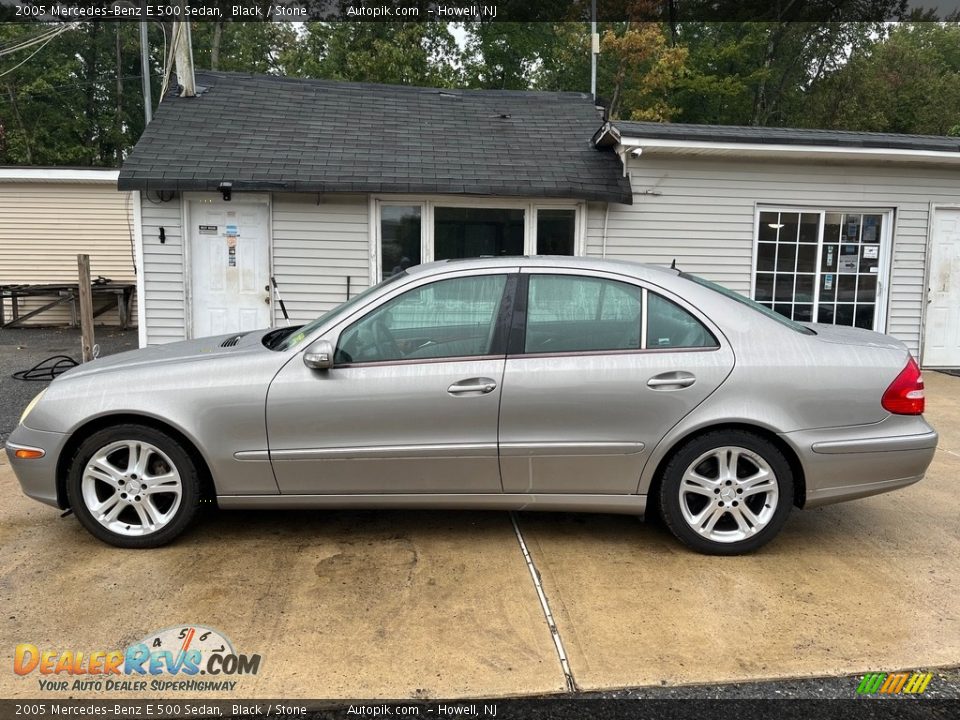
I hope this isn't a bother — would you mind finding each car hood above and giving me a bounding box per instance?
[806,323,908,352]
[58,329,274,380]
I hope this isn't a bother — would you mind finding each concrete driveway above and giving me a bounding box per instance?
[1,373,958,699]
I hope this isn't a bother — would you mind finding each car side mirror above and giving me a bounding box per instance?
[303,339,334,370]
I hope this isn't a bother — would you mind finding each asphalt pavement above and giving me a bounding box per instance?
[0,326,138,442]
[1,327,958,703]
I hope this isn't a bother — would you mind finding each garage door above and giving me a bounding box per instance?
[924,208,960,368]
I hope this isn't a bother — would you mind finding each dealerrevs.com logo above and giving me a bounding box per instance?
[856,671,933,695]
[14,625,262,692]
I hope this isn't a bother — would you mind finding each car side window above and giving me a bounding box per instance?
[646,292,718,349]
[524,275,643,353]
[335,274,508,364]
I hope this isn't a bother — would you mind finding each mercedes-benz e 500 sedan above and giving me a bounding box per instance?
[7,257,937,554]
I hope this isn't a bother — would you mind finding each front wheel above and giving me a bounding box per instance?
[66,424,201,548]
[658,430,794,555]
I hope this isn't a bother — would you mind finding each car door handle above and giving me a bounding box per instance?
[447,378,497,395]
[647,372,696,389]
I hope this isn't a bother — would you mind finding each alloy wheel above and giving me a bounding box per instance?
[80,440,183,537]
[677,445,779,543]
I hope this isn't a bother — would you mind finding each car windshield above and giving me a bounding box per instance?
[270,271,409,351]
[681,272,816,335]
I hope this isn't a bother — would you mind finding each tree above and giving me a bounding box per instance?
[0,22,165,166]
[600,21,688,120]
[670,22,883,126]
[283,23,461,87]
[191,20,299,74]
[800,22,960,135]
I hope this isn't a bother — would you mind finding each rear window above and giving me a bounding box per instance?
[681,273,816,335]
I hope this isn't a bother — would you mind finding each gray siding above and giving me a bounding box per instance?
[140,194,185,345]
[271,194,370,324]
[594,155,960,355]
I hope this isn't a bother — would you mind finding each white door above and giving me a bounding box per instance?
[924,208,960,367]
[189,198,271,338]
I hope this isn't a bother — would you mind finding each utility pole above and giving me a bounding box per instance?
[173,7,196,98]
[139,21,152,124]
[590,0,599,101]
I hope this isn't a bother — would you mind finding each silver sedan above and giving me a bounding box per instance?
[6,257,937,554]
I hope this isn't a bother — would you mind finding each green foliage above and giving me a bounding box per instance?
[283,23,461,87]
[0,22,165,166]
[799,23,960,135]
[1,20,959,168]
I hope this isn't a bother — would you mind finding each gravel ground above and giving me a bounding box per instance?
[0,326,138,443]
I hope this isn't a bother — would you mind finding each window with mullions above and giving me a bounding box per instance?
[754,209,886,330]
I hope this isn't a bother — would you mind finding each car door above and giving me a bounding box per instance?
[498,269,735,495]
[266,270,514,494]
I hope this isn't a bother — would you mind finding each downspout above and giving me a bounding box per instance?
[601,203,610,259]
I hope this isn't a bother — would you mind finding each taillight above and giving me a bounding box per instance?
[881,356,925,415]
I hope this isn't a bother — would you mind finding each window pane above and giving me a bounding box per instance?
[536,209,575,255]
[795,275,814,303]
[525,275,642,353]
[820,274,836,303]
[757,243,776,272]
[855,304,875,330]
[755,273,774,301]
[843,214,862,242]
[336,275,507,364]
[775,275,794,301]
[776,243,796,272]
[434,207,524,260]
[380,206,422,278]
[824,213,844,243]
[837,275,857,302]
[821,244,838,272]
[799,213,819,243]
[835,304,855,325]
[780,212,800,243]
[794,304,813,322]
[862,215,882,243]
[758,212,780,242]
[838,244,859,273]
[796,244,818,273]
[647,293,718,349]
[857,274,877,302]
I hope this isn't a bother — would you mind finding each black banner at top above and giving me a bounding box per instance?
[3,0,960,23]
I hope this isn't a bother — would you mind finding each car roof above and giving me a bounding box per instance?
[406,255,682,282]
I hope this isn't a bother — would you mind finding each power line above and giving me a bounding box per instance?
[0,24,69,58]
[0,24,74,79]
[0,74,148,107]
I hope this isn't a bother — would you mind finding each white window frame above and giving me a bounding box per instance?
[750,205,895,333]
[370,195,586,283]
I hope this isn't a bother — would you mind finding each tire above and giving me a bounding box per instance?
[66,424,201,548]
[658,430,793,555]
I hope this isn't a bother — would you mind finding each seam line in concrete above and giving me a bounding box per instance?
[509,512,577,693]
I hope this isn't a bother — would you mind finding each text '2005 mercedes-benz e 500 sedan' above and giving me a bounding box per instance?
[6,257,937,554]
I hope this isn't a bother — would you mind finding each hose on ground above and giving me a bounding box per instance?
[12,355,78,381]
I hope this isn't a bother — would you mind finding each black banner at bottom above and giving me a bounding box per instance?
[3,698,958,720]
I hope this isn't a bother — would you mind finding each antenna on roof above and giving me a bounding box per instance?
[670,258,677,270]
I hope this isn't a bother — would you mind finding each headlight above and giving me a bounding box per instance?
[19,389,46,425]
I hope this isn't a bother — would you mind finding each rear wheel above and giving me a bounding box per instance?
[66,424,201,548]
[659,430,793,555]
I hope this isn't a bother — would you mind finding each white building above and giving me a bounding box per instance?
[120,71,960,367]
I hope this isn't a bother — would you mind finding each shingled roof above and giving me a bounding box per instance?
[118,71,633,204]
[608,120,960,153]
